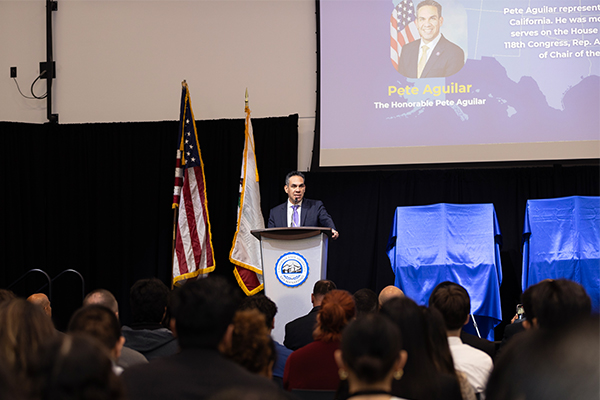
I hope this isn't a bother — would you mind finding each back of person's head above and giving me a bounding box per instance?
[421,306,456,375]
[313,280,337,296]
[170,276,240,349]
[226,309,275,377]
[83,289,119,314]
[486,316,599,400]
[530,279,591,331]
[129,278,170,324]
[339,314,403,384]
[31,334,124,400]
[68,305,122,353]
[314,290,355,342]
[428,281,470,330]
[27,293,52,317]
[238,294,277,330]
[378,285,405,307]
[353,288,378,318]
[0,298,56,378]
[0,289,16,304]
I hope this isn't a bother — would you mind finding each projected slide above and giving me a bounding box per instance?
[319,0,600,167]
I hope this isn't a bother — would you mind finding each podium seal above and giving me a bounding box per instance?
[274,252,309,287]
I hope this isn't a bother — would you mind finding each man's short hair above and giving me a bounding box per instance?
[353,288,379,317]
[428,281,470,330]
[313,280,337,296]
[417,0,442,17]
[130,278,170,324]
[238,294,277,330]
[83,289,118,314]
[68,305,121,351]
[285,171,305,186]
[530,279,591,331]
[170,276,240,350]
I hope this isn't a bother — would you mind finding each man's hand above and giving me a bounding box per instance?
[332,229,339,240]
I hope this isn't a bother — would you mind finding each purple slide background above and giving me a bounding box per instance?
[320,0,600,150]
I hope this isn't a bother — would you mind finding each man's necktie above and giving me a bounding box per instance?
[417,45,429,78]
[292,205,300,227]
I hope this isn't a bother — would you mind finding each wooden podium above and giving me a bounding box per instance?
[251,227,332,344]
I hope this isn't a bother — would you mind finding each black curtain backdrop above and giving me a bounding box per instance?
[1,120,598,337]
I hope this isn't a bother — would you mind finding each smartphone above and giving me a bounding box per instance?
[516,304,525,320]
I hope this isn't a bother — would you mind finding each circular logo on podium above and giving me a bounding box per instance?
[274,252,309,288]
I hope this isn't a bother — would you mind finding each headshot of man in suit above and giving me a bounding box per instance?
[267,171,339,239]
[398,0,464,79]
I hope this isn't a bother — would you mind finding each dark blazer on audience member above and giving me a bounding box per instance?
[460,331,497,360]
[268,199,336,229]
[122,348,288,400]
[283,306,320,351]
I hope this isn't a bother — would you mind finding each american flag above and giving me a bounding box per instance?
[390,0,419,71]
[172,82,215,285]
[230,100,265,296]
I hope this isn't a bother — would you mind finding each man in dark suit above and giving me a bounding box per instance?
[122,277,290,400]
[398,0,464,79]
[268,171,339,240]
[283,280,336,350]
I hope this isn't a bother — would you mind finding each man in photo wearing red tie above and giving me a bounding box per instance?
[267,171,339,240]
[398,0,464,79]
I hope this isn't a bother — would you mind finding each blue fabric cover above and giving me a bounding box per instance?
[387,203,502,340]
[522,196,600,313]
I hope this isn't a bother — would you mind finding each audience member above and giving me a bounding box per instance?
[284,279,337,350]
[226,309,276,378]
[378,285,404,307]
[353,288,378,318]
[486,316,599,400]
[238,294,292,386]
[83,288,148,368]
[30,334,125,400]
[27,293,52,317]
[429,281,493,397]
[122,276,289,400]
[121,278,178,360]
[283,289,355,391]
[0,298,56,387]
[334,314,407,400]
[67,305,126,375]
[378,297,463,400]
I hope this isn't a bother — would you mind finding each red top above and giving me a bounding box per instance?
[283,340,341,391]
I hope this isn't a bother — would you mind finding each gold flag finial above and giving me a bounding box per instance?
[245,88,249,108]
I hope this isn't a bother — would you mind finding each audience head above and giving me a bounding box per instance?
[0,289,16,304]
[238,294,277,330]
[312,280,337,307]
[226,309,275,378]
[528,278,591,331]
[170,276,240,350]
[486,316,599,400]
[130,278,170,324]
[428,281,470,331]
[378,285,404,307]
[31,334,125,400]
[314,289,355,342]
[0,298,56,379]
[68,305,124,361]
[83,289,119,315]
[335,314,406,387]
[27,293,52,317]
[353,288,379,318]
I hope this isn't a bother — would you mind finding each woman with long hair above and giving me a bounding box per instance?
[334,314,407,400]
[283,289,355,391]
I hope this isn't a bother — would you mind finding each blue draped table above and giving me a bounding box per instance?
[386,203,502,340]
[522,196,600,312]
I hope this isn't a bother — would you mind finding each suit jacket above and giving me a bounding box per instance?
[283,306,319,351]
[398,34,464,78]
[122,348,290,400]
[268,199,336,230]
[460,330,497,361]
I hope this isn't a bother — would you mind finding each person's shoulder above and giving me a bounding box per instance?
[438,35,464,53]
[403,38,421,50]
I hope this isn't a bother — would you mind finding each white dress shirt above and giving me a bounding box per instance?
[448,336,493,398]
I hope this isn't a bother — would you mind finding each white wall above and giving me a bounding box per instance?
[0,0,317,169]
